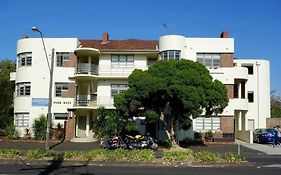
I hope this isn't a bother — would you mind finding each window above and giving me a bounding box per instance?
[15,113,29,127]
[55,83,68,97]
[17,52,32,67]
[111,55,134,68]
[147,59,156,67]
[197,53,221,69]
[54,113,68,120]
[16,82,31,96]
[248,91,254,102]
[56,52,70,67]
[242,65,254,75]
[195,117,220,131]
[111,84,128,96]
[160,50,181,60]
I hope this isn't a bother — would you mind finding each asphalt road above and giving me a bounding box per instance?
[0,163,280,175]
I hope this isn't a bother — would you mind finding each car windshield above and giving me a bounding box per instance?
[266,129,275,134]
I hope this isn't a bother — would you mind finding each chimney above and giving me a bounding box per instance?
[101,32,109,44]
[22,35,29,39]
[220,31,228,38]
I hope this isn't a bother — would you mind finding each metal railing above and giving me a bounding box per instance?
[76,63,98,75]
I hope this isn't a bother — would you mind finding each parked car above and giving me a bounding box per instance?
[253,128,276,144]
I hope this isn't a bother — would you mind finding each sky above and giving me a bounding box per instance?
[0,0,280,95]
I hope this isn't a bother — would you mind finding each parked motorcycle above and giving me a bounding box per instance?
[100,135,127,149]
[124,132,158,150]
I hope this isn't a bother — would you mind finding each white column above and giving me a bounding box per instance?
[238,111,242,131]
[238,82,241,99]
[87,83,91,103]
[88,56,91,75]
[75,116,79,137]
[86,113,90,137]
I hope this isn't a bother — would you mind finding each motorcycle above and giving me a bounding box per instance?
[100,135,127,149]
[124,132,158,150]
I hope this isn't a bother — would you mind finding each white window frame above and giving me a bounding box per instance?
[56,52,70,67]
[54,113,68,120]
[160,50,181,60]
[111,55,134,68]
[55,83,68,97]
[17,52,32,67]
[195,117,220,131]
[197,53,221,69]
[111,84,128,96]
[15,113,29,127]
[16,82,31,96]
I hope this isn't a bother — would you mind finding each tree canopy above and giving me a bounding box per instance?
[0,59,16,129]
[271,91,281,118]
[114,59,228,144]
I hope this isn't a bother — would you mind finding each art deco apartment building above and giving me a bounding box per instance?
[11,32,270,143]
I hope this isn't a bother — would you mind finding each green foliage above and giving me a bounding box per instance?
[113,60,228,144]
[224,153,245,163]
[32,114,47,140]
[4,124,19,139]
[163,150,193,162]
[204,130,214,142]
[63,151,85,159]
[0,149,20,158]
[25,149,55,159]
[271,91,281,118]
[194,151,220,162]
[0,60,16,129]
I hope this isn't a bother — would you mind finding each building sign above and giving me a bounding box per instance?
[32,98,48,107]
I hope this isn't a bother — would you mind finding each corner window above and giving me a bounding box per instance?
[55,83,68,97]
[197,53,221,69]
[160,50,181,60]
[56,52,70,67]
[15,113,29,127]
[111,84,128,96]
[195,117,220,131]
[17,52,32,67]
[16,82,31,96]
[248,91,254,103]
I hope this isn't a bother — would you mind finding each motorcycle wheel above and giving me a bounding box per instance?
[100,141,109,148]
[150,143,158,150]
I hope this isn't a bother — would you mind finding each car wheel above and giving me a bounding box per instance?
[257,137,261,144]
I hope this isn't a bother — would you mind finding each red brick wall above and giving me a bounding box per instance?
[225,85,234,99]
[63,52,77,67]
[220,116,234,133]
[221,54,234,67]
[61,83,76,98]
[266,118,281,128]
[65,117,75,140]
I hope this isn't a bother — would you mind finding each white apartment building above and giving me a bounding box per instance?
[11,32,270,143]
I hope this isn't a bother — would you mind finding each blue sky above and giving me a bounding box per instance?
[1,0,280,95]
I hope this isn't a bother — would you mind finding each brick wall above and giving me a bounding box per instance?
[63,52,77,67]
[266,118,281,128]
[65,117,75,140]
[61,83,76,98]
[225,84,234,99]
[220,116,234,133]
[221,54,234,67]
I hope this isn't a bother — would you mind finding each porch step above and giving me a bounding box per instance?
[71,137,97,143]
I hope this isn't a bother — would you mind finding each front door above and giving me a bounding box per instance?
[77,116,86,137]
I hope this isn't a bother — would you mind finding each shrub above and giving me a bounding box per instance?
[25,149,55,159]
[224,153,245,163]
[0,149,20,158]
[163,149,193,162]
[204,130,214,142]
[158,139,173,149]
[32,114,51,140]
[4,124,19,139]
[194,151,220,162]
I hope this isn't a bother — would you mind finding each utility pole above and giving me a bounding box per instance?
[46,48,55,150]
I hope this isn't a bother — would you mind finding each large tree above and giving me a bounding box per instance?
[0,59,16,129]
[114,60,228,145]
[271,91,281,118]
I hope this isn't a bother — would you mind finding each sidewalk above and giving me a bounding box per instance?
[235,139,281,155]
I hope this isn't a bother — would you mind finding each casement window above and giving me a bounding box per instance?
[54,113,68,120]
[242,65,254,75]
[16,82,31,96]
[197,53,221,69]
[17,52,32,67]
[111,55,134,68]
[56,52,70,67]
[195,117,220,131]
[160,50,181,60]
[15,113,29,127]
[55,83,68,97]
[111,84,128,96]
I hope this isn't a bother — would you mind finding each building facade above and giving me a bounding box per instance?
[11,32,270,143]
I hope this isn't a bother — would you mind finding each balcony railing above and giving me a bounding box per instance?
[76,63,98,75]
[75,95,115,108]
